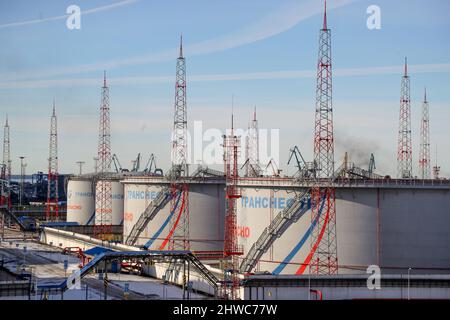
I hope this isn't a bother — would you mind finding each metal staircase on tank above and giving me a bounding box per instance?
[238,159,369,274]
[239,188,311,274]
[125,186,172,246]
[343,162,383,180]
[191,165,224,178]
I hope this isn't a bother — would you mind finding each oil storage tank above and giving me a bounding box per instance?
[66,178,95,225]
[237,178,450,275]
[112,180,125,225]
[94,179,124,225]
[122,177,225,253]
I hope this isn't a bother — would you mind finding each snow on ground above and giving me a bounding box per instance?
[1,240,81,279]
[105,273,210,300]
[1,238,211,300]
[0,284,111,301]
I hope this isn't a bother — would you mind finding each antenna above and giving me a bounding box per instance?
[231,94,234,131]
[94,71,113,238]
[46,101,59,221]
[404,57,408,77]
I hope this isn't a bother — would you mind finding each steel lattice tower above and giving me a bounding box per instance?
[397,58,413,179]
[2,116,10,181]
[222,114,242,299]
[94,72,113,238]
[310,0,338,275]
[419,88,431,179]
[169,36,190,251]
[245,107,260,177]
[46,102,59,221]
[171,35,188,175]
[1,115,11,208]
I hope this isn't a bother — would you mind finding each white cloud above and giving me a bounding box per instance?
[0,0,139,29]
[0,0,357,81]
[1,63,449,89]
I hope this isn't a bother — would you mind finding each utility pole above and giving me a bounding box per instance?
[93,157,99,174]
[19,156,26,206]
[76,161,85,175]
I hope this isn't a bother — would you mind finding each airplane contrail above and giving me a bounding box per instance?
[0,63,448,89]
[0,0,139,29]
[0,0,357,81]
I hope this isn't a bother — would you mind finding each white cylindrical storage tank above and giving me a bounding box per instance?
[237,185,378,275]
[66,179,95,225]
[123,179,225,252]
[238,181,450,275]
[94,179,124,225]
[112,181,124,225]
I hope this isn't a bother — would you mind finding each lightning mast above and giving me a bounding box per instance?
[94,72,113,239]
[168,35,190,251]
[1,115,11,208]
[222,112,242,299]
[244,107,260,177]
[397,58,413,178]
[46,102,59,221]
[419,88,431,179]
[310,0,338,275]
[433,145,440,180]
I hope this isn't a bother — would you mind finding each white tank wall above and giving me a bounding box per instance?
[66,179,95,225]
[112,181,125,225]
[94,180,124,225]
[123,183,225,252]
[238,188,313,274]
[239,186,450,275]
[122,179,450,274]
[379,189,450,272]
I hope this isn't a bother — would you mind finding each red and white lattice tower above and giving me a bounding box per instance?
[1,115,11,208]
[433,145,440,180]
[46,102,59,221]
[397,58,413,178]
[222,114,242,299]
[169,36,190,251]
[310,0,338,275]
[419,88,431,179]
[94,72,113,238]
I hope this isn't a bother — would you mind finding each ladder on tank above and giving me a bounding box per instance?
[344,162,383,180]
[239,189,311,274]
[125,186,172,246]
[191,165,224,178]
[238,161,351,274]
[0,207,27,231]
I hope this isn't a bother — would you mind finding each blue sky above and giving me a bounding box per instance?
[0,0,449,176]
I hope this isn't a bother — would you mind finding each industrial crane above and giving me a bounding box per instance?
[131,153,141,172]
[368,153,376,175]
[143,154,163,176]
[265,158,281,177]
[111,154,129,173]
